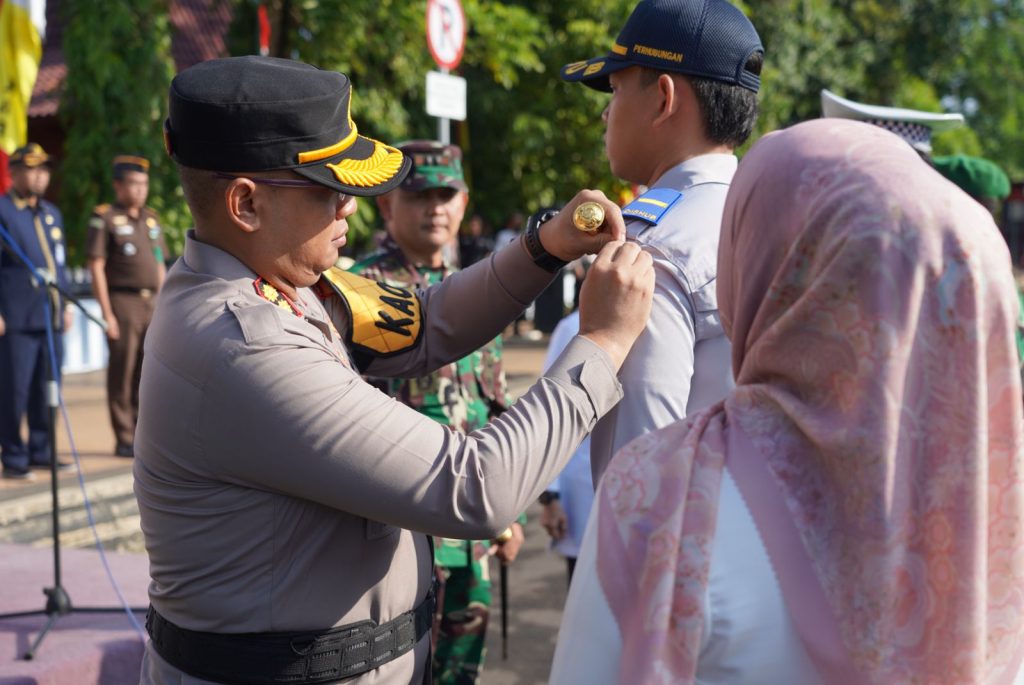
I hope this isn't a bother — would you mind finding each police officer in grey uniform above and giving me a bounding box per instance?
[87,155,168,457]
[137,56,654,684]
[560,0,764,483]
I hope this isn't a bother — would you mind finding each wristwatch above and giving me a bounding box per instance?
[538,490,560,506]
[523,209,569,273]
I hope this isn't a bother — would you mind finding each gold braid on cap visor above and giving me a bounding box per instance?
[296,93,405,188]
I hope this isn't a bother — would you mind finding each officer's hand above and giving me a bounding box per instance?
[490,523,525,565]
[0,314,5,337]
[105,315,121,341]
[63,309,73,333]
[537,190,626,262]
[578,241,655,370]
[541,501,568,541]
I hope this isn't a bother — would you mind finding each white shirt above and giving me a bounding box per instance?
[549,471,824,684]
[589,154,737,484]
[543,311,594,558]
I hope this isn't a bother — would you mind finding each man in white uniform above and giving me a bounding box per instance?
[560,0,764,482]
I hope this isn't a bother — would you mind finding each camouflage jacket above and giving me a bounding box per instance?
[350,240,513,567]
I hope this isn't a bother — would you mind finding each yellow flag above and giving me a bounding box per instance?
[0,0,46,154]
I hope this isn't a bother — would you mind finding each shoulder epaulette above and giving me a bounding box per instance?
[622,188,683,226]
[319,267,422,358]
[93,203,111,216]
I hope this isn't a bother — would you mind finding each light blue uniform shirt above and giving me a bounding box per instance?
[590,153,737,483]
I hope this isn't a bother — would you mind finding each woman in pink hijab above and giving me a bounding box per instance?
[550,119,1024,684]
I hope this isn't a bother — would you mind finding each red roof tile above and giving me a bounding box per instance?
[29,0,234,118]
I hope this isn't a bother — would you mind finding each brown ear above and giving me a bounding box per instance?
[375,193,393,223]
[652,73,679,128]
[225,178,260,234]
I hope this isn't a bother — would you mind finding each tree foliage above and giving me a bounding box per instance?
[223,0,1022,254]
[59,0,184,263]
[53,1,1024,261]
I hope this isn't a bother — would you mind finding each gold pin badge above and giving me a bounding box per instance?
[572,201,605,233]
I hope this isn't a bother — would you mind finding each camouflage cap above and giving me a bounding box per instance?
[933,155,1011,200]
[397,140,467,192]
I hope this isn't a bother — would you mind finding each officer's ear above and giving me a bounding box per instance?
[224,178,261,234]
[652,73,680,128]
[376,193,394,223]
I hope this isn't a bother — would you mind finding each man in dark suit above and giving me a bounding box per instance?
[0,143,72,480]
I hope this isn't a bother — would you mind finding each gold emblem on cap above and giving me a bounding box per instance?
[572,202,605,233]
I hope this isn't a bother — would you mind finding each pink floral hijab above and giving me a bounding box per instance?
[596,119,1024,684]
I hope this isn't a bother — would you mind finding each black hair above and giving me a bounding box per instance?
[177,164,226,216]
[113,166,148,182]
[642,51,762,148]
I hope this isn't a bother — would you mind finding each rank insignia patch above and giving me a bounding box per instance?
[319,267,422,357]
[622,188,683,225]
[253,278,303,317]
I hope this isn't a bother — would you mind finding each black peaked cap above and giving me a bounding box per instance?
[165,56,410,196]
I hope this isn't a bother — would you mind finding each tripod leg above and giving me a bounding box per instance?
[23,612,60,661]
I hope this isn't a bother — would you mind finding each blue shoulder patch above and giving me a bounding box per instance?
[621,188,683,225]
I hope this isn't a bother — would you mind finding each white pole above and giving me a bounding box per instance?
[438,67,451,144]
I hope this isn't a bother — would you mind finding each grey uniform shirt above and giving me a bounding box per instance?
[590,154,737,483]
[135,232,622,684]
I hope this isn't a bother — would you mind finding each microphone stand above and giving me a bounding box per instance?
[0,217,146,660]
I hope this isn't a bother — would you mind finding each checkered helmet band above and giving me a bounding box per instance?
[866,119,932,152]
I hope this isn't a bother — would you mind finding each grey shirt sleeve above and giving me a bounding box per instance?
[199,328,621,540]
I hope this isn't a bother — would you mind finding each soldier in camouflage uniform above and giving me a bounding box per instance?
[349,141,525,685]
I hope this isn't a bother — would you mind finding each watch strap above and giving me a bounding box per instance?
[523,210,569,273]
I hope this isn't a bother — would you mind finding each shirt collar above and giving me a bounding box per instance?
[8,190,34,211]
[183,230,321,314]
[650,153,737,191]
[183,230,259,283]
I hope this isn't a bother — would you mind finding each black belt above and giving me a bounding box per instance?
[110,286,154,297]
[146,585,436,684]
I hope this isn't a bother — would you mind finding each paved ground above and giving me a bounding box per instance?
[0,333,569,684]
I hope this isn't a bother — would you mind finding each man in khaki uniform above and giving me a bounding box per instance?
[86,155,168,457]
[137,55,654,685]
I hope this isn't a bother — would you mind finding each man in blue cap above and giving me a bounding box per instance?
[560,0,764,483]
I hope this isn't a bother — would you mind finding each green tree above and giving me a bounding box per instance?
[225,0,1023,251]
[228,0,636,252]
[59,0,186,263]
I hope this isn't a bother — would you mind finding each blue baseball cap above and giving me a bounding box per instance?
[561,0,763,93]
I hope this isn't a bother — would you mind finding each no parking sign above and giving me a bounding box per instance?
[426,0,466,70]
